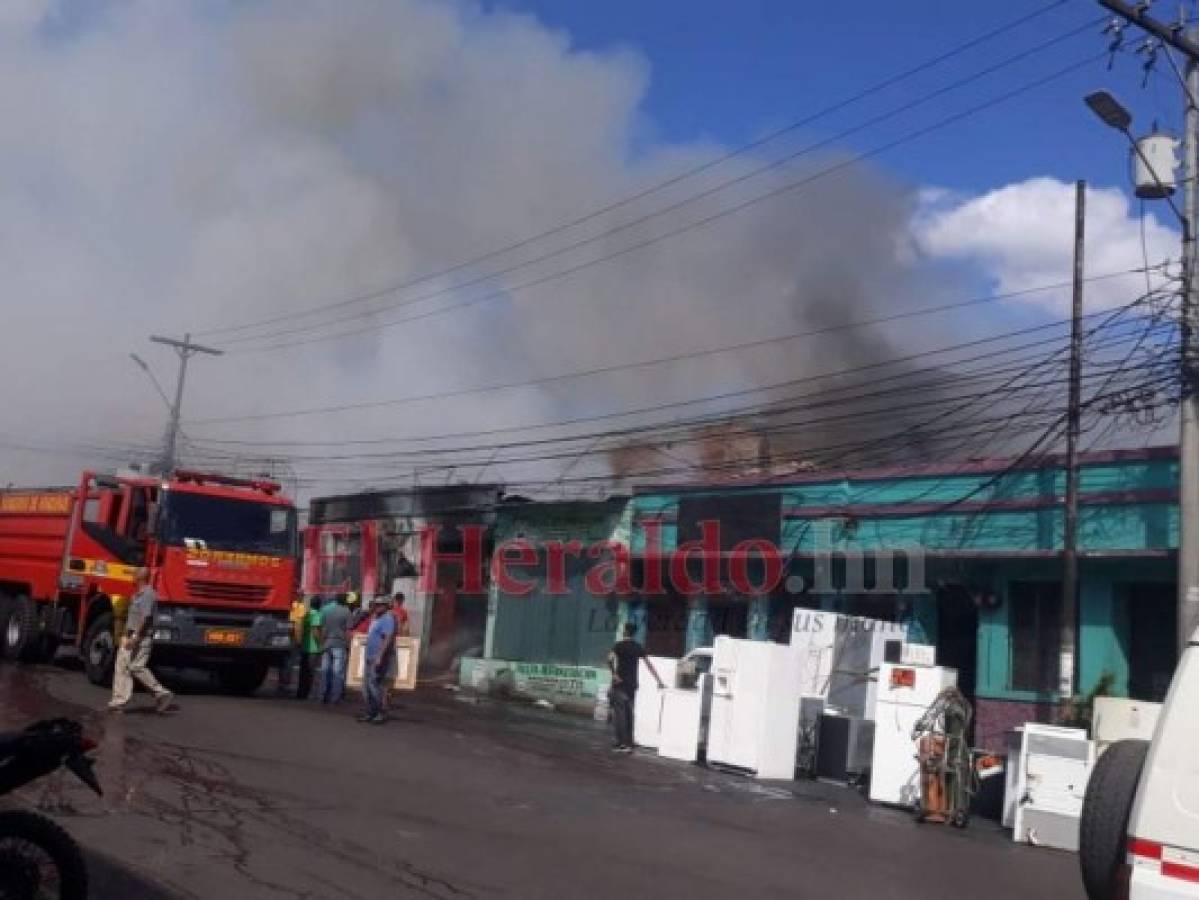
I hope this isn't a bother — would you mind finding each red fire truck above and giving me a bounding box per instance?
[0,469,299,693]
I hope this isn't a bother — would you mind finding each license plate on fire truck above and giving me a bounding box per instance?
[204,628,246,646]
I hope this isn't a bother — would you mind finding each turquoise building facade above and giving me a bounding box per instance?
[462,447,1180,745]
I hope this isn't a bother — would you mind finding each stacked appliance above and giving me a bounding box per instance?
[815,712,874,782]
[706,636,804,779]
[1011,724,1095,851]
[1002,728,1024,828]
[869,660,958,806]
[790,609,909,781]
[825,616,908,720]
[795,695,825,777]
[790,609,840,697]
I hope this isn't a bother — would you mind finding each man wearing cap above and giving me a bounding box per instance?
[348,591,372,634]
[359,597,396,724]
[108,568,174,714]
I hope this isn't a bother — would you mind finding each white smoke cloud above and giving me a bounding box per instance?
[8,2,1141,498]
[910,177,1178,312]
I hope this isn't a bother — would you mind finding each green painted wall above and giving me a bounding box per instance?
[629,454,1178,702]
[630,456,1179,555]
[1079,580,1128,697]
[970,557,1173,701]
[485,499,627,669]
[479,455,1178,701]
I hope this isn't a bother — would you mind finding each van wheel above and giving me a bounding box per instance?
[82,612,116,687]
[3,596,40,663]
[1080,739,1149,900]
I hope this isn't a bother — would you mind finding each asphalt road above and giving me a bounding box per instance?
[0,662,1085,900]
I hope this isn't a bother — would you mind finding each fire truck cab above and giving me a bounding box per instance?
[0,469,299,693]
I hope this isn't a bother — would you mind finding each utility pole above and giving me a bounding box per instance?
[1061,180,1085,700]
[149,333,223,475]
[1099,0,1199,651]
[1183,36,1199,653]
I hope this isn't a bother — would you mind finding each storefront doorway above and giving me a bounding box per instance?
[936,584,979,705]
[1125,583,1177,702]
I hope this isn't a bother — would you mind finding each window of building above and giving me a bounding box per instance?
[316,526,362,594]
[1008,581,1062,693]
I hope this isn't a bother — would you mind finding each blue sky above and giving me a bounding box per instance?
[493,0,1190,197]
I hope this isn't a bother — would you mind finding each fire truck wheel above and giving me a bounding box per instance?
[215,662,269,695]
[1080,738,1149,900]
[0,594,10,648]
[82,612,116,687]
[2,595,40,663]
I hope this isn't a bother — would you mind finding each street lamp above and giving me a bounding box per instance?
[1084,90,1133,133]
[129,353,174,412]
[1084,90,1184,222]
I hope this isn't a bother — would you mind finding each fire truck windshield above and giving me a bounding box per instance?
[158,491,296,556]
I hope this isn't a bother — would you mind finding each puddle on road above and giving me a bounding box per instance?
[1,666,477,900]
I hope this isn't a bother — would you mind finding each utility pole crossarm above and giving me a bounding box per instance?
[149,334,225,357]
[1099,0,1199,60]
[148,332,224,476]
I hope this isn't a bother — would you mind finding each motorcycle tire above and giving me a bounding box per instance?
[0,809,89,900]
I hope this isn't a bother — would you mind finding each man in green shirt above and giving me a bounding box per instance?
[297,596,324,700]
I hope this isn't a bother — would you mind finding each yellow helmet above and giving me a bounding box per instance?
[346,591,360,606]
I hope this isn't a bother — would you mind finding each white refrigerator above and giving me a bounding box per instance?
[706,636,803,780]
[633,656,679,749]
[658,674,713,763]
[868,661,957,806]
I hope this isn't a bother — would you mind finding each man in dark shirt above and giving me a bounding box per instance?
[607,622,664,752]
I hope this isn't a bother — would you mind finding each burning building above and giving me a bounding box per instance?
[303,484,504,676]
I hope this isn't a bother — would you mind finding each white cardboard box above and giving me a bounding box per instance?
[1092,697,1161,755]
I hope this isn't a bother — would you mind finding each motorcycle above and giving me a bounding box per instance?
[0,718,101,900]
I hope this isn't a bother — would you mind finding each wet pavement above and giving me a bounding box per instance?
[0,661,1084,899]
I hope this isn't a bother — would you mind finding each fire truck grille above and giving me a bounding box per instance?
[185,579,272,604]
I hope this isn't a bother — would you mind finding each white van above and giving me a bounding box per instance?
[1080,626,1199,899]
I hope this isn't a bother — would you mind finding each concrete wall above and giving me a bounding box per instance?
[460,657,610,713]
